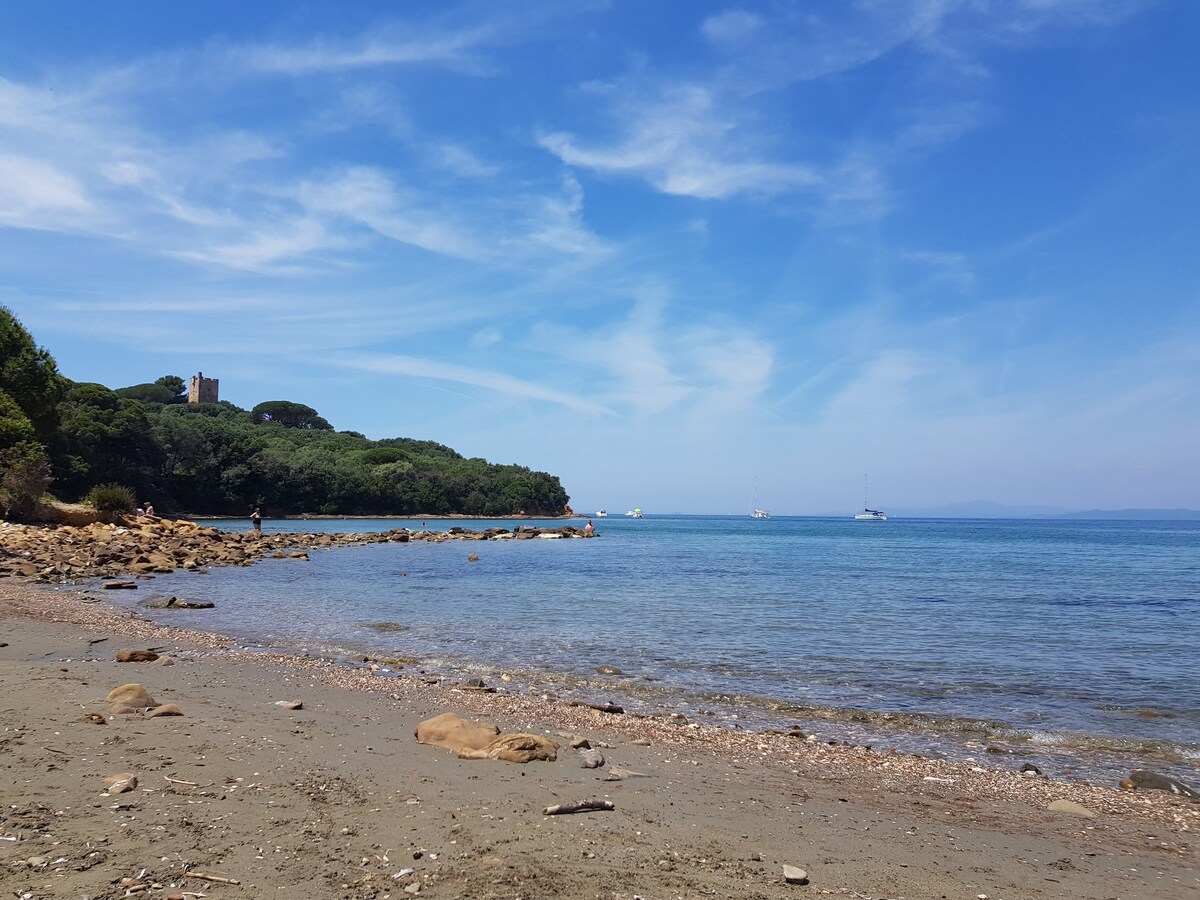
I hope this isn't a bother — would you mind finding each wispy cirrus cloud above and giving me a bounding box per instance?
[329,353,616,417]
[0,154,92,226]
[539,84,821,200]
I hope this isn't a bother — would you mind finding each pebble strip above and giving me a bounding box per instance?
[1,577,1194,839]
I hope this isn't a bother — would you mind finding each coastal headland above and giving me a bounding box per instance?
[0,521,1197,898]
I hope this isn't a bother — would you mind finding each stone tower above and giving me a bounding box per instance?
[187,372,219,404]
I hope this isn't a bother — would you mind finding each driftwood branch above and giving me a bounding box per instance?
[565,700,625,714]
[184,871,241,885]
[542,799,615,816]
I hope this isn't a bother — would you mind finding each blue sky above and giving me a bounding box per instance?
[1,1,1197,514]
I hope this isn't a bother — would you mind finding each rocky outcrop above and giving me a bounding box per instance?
[0,518,593,583]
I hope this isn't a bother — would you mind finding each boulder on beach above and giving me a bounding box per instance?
[458,733,559,764]
[1129,769,1199,799]
[415,712,501,753]
[115,648,159,663]
[106,683,157,710]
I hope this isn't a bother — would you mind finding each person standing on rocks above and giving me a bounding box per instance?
[250,507,262,532]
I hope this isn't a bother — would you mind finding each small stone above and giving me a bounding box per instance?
[153,655,175,666]
[1021,763,1042,775]
[275,700,304,710]
[1047,799,1095,818]
[595,665,624,676]
[146,703,183,717]
[579,748,605,769]
[467,553,479,562]
[104,773,138,794]
[404,882,421,894]
[783,864,809,884]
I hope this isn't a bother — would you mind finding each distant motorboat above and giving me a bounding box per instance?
[595,509,608,518]
[625,508,643,518]
[752,508,770,519]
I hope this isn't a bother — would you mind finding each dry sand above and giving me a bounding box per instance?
[1,579,1197,900]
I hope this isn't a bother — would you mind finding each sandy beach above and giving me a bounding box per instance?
[1,578,1197,900]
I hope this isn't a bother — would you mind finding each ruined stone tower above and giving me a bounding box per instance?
[187,372,219,404]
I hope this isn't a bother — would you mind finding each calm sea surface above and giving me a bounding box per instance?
[100,515,1200,781]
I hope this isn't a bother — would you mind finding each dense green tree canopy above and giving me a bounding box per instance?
[252,400,333,430]
[0,319,571,519]
[0,307,65,444]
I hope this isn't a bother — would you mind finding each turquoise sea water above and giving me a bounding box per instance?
[103,515,1199,782]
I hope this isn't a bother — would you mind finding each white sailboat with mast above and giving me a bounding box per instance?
[853,475,887,520]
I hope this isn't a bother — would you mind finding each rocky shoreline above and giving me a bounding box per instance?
[0,517,593,583]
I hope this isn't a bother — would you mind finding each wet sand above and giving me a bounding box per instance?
[1,579,1197,899]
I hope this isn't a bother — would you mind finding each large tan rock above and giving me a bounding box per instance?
[458,733,559,764]
[415,712,500,753]
[116,649,159,663]
[106,683,157,709]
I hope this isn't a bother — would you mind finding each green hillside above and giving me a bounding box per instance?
[0,307,569,519]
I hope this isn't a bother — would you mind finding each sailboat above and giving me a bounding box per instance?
[751,477,770,518]
[853,475,887,520]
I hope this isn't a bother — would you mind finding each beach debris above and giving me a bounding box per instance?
[183,871,241,885]
[104,773,138,795]
[542,799,615,816]
[566,699,625,714]
[605,766,650,780]
[1128,769,1199,799]
[116,648,159,663]
[146,703,183,717]
[578,748,605,768]
[1047,799,1095,818]
[83,712,107,725]
[459,733,559,763]
[141,596,215,609]
[275,699,304,710]
[782,865,809,885]
[87,637,108,645]
[415,712,500,753]
[106,683,157,711]
[460,678,496,693]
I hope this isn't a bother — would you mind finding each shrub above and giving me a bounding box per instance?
[86,483,138,514]
[0,441,51,520]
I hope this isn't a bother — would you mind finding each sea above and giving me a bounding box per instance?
[94,514,1200,784]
